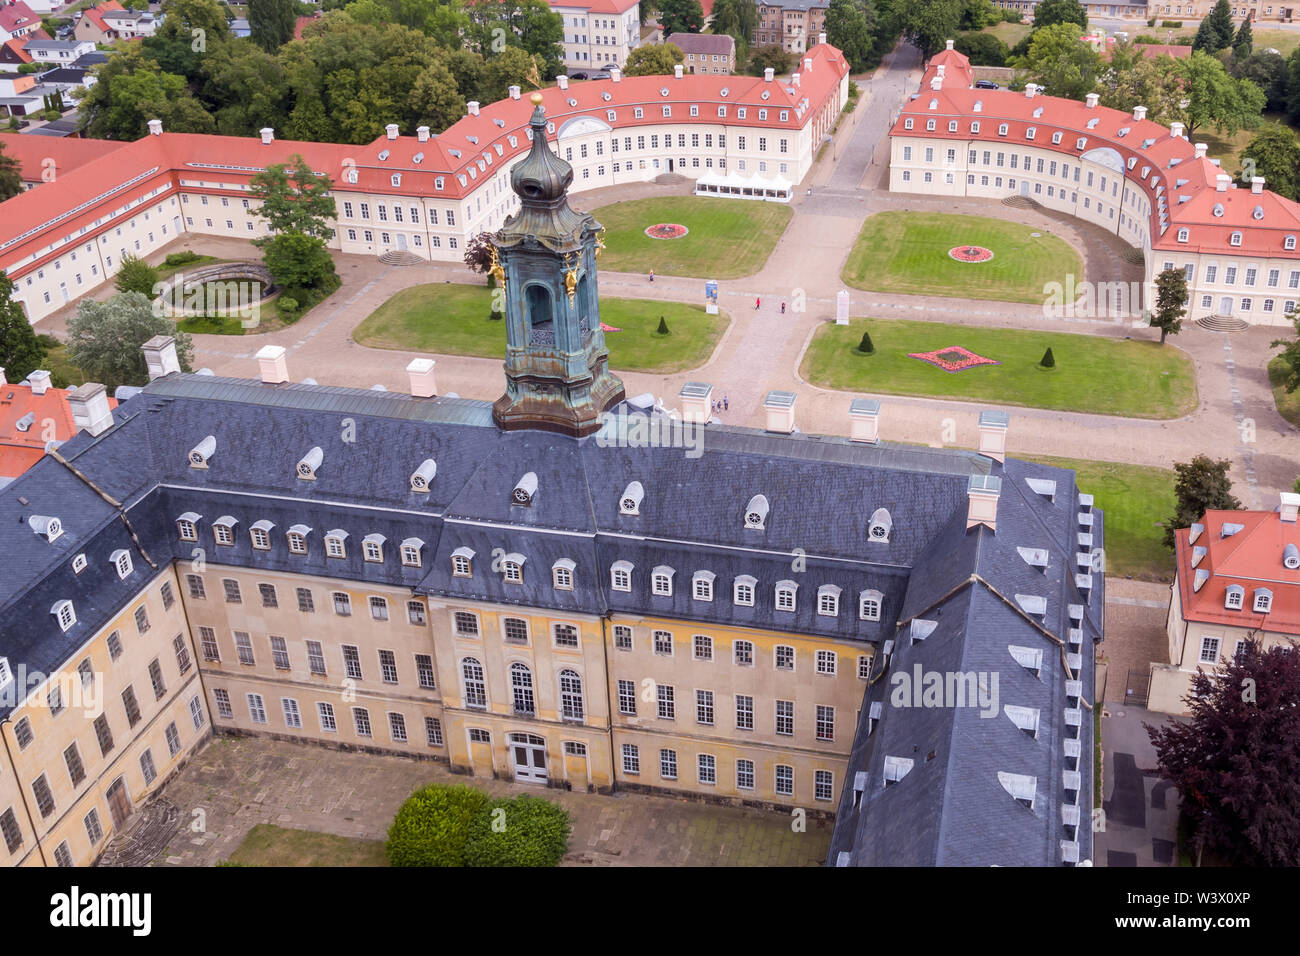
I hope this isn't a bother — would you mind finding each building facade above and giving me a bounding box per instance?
[549,0,642,72]
[756,0,828,54]
[666,31,737,75]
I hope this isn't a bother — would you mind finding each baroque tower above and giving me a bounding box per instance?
[491,93,626,436]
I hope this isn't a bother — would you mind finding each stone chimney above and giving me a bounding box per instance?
[849,397,880,444]
[678,382,713,424]
[763,390,796,434]
[945,39,954,51]
[467,101,480,116]
[0,367,6,387]
[1194,143,1208,159]
[1252,176,1265,195]
[557,76,569,90]
[260,127,274,145]
[674,64,683,79]
[509,85,521,99]
[386,123,399,140]
[147,118,162,136]
[68,382,114,437]
[1281,491,1300,522]
[977,409,1009,463]
[417,125,430,143]
[27,370,50,395]
[406,357,437,398]
[1216,173,1231,192]
[255,345,289,384]
[142,334,180,381]
[764,67,774,82]
[1085,92,1099,109]
[1024,83,1037,98]
[1132,105,1147,121]
[1167,121,1184,139]
[611,67,621,83]
[966,475,1002,532]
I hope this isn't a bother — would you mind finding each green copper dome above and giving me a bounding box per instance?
[498,95,591,249]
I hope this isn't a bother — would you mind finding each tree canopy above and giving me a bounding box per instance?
[249,155,338,243]
[0,272,47,383]
[248,0,298,52]
[1031,0,1087,30]
[656,0,705,35]
[1163,455,1242,549]
[826,0,877,73]
[66,293,195,391]
[1010,22,1102,101]
[624,42,685,76]
[0,140,21,202]
[898,0,961,60]
[1240,123,1300,201]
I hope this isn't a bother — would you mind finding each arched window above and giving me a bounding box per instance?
[510,662,535,716]
[525,284,554,344]
[734,575,756,606]
[577,274,590,332]
[559,669,584,721]
[859,589,884,622]
[462,658,487,709]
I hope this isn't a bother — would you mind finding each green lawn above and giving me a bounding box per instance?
[354,282,727,373]
[585,196,792,278]
[222,824,388,867]
[1022,454,1177,581]
[842,211,1084,305]
[801,317,1197,419]
[1269,355,1300,427]
[36,336,85,388]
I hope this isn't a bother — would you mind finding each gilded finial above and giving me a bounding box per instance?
[530,92,544,105]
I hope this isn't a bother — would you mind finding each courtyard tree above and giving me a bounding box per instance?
[1176,51,1266,140]
[1031,0,1086,30]
[463,232,497,282]
[249,155,337,243]
[624,42,685,76]
[262,232,338,293]
[386,783,490,866]
[0,272,47,383]
[249,0,299,52]
[1150,267,1188,345]
[1010,22,1102,101]
[1097,54,1185,124]
[655,0,705,35]
[898,0,961,60]
[746,44,797,76]
[66,293,195,391]
[1272,316,1300,394]
[463,795,571,866]
[1240,123,1300,200]
[1147,639,1300,866]
[0,139,21,202]
[711,0,759,61]
[114,254,160,296]
[826,0,876,73]
[1163,454,1242,549]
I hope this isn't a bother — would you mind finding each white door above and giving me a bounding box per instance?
[1019,180,1030,197]
[1219,297,1233,315]
[510,733,548,784]
[397,234,408,252]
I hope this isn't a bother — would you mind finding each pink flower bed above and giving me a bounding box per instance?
[645,223,689,240]
[948,245,995,263]
[908,346,1001,373]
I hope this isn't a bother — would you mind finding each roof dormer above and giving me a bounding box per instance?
[620,481,644,515]
[744,494,768,530]
[189,435,216,469]
[296,446,323,480]
[28,514,62,542]
[512,472,538,506]
[410,458,436,493]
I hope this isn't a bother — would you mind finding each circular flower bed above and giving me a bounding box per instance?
[948,245,995,263]
[645,223,689,240]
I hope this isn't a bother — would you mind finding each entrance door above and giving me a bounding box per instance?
[510,733,548,784]
[397,234,408,252]
[1019,180,1030,197]
[173,216,182,234]
[106,776,130,828]
[1219,297,1233,315]
[667,159,674,172]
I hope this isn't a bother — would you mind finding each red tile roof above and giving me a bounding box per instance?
[894,47,1300,259]
[0,35,32,63]
[0,0,38,35]
[547,0,641,12]
[0,132,129,182]
[0,381,118,480]
[293,12,322,40]
[1174,509,1300,636]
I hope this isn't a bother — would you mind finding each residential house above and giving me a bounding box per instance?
[548,0,643,71]
[666,31,736,75]
[0,369,118,486]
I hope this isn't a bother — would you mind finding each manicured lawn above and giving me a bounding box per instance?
[1022,454,1177,581]
[1269,355,1300,427]
[585,196,792,278]
[842,211,1084,305]
[354,282,727,373]
[222,824,388,867]
[801,317,1197,418]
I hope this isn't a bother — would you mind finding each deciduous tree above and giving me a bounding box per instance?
[656,0,705,35]
[78,47,216,140]
[1031,0,1086,30]
[114,254,160,296]
[0,140,21,202]
[898,0,961,60]
[1240,123,1300,200]
[1163,455,1242,549]
[262,232,337,291]
[249,0,298,51]
[826,0,876,73]
[249,155,338,243]
[746,44,796,76]
[1010,22,1101,101]
[624,42,685,76]
[1272,316,1300,394]
[1176,50,1266,139]
[66,293,194,391]
[1150,266,1188,345]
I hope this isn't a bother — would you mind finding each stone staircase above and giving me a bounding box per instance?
[1001,195,1041,211]
[96,798,182,866]
[1196,314,1251,332]
[378,250,425,266]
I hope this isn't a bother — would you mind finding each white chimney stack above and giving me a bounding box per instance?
[791,72,800,87]
[1194,142,1208,159]
[967,475,1001,532]
[386,123,399,140]
[1133,105,1147,121]
[142,334,180,381]
[930,76,942,91]
[417,125,430,142]
[1024,83,1037,98]
[1252,176,1265,195]
[147,118,162,136]
[672,64,682,79]
[1169,121,1185,138]
[763,390,796,434]
[945,38,954,51]
[977,409,1009,463]
[509,85,521,99]
[611,67,621,83]
[1216,173,1231,192]
[68,382,114,437]
[467,101,480,115]
[0,367,6,387]
[849,398,880,444]
[557,76,568,90]
[1085,92,1099,109]
[27,370,51,395]
[1281,491,1300,522]
[804,56,812,71]
[255,345,289,384]
[764,67,774,82]
[678,382,713,424]
[260,127,274,145]
[406,357,437,398]
[818,32,826,46]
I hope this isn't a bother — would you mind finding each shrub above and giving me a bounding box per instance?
[43,110,61,122]
[1040,346,1056,368]
[463,795,571,867]
[163,251,202,267]
[114,254,159,296]
[1147,15,1156,25]
[277,296,298,313]
[386,784,490,867]
[857,331,874,354]
[1161,19,1183,27]
[656,315,669,335]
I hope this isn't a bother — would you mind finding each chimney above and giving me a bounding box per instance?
[1024,83,1037,98]
[937,64,945,77]
[849,397,880,444]
[1281,491,1300,522]
[611,67,621,83]
[678,381,713,424]
[255,344,289,384]
[509,85,521,99]
[1132,105,1147,121]
[260,127,274,145]
[930,76,942,91]
[406,357,437,398]
[791,72,800,87]
[1085,92,1099,109]
[764,67,774,82]
[674,63,683,79]
[557,76,569,90]
[27,369,50,395]
[804,56,812,71]
[417,125,430,143]
[977,409,1009,463]
[1252,176,1265,195]
[67,382,114,437]
[1169,121,1185,138]
[763,390,796,434]
[945,38,954,51]
[819,32,826,45]
[1194,142,1208,159]
[147,118,162,136]
[386,123,399,140]
[966,475,1002,532]
[467,100,481,116]
[0,367,6,387]
[1216,173,1231,192]
[142,334,179,380]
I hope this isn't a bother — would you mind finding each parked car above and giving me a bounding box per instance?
[568,72,589,80]
[590,70,611,79]
[974,80,1000,90]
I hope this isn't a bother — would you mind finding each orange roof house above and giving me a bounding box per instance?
[0,369,118,484]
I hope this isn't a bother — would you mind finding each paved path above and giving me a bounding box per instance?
[1097,704,1184,867]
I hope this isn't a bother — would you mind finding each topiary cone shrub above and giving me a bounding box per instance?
[1040,346,1055,368]
[857,331,874,354]
[656,315,669,335]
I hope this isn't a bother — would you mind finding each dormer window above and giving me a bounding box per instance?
[400,538,424,568]
[363,534,386,563]
[324,530,348,559]
[692,571,715,602]
[1254,588,1273,613]
[553,558,575,590]
[998,123,1008,136]
[1177,228,1189,242]
[998,771,1037,808]
[652,566,674,596]
[29,515,62,542]
[817,584,840,617]
[213,516,237,546]
[859,589,882,621]
[287,525,311,554]
[451,546,475,577]
[868,507,892,542]
[971,121,980,133]
[297,446,323,481]
[1004,705,1040,737]
[744,494,769,530]
[1009,644,1043,678]
[410,458,436,493]
[52,600,76,632]
[72,554,87,575]
[250,519,274,551]
[1230,232,1242,246]
[1287,235,1297,250]
[188,435,215,469]
[611,560,633,592]
[774,580,797,612]
[512,472,538,506]
[619,481,644,515]
[502,553,525,583]
[903,118,913,130]
[734,575,756,607]
[1225,584,1244,610]
[110,549,133,579]
[883,755,913,786]
[1051,131,1062,145]
[1025,127,1036,140]
[176,512,200,541]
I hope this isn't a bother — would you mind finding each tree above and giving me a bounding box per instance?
[0,272,47,383]
[954,31,1008,66]
[958,0,997,30]
[857,331,874,353]
[463,232,496,276]
[1193,0,1234,53]
[624,42,685,76]
[386,784,490,867]
[1239,124,1300,201]
[248,155,337,243]
[478,47,543,104]
[1032,0,1086,30]
[462,795,571,866]
[746,44,796,76]
[1271,316,1300,394]
[1163,455,1242,549]
[114,254,160,296]
[0,140,21,202]
[1039,346,1055,367]
[656,0,705,35]
[1098,55,1185,125]
[1010,22,1102,101]
[77,47,216,140]
[462,0,564,79]
[249,0,298,51]
[1151,267,1188,345]
[262,232,337,291]
[65,293,194,391]
[1147,640,1300,866]
[1177,51,1266,140]
[826,0,875,73]
[898,0,961,60]
[656,315,669,334]
[711,0,759,61]
[345,0,470,48]
[1232,16,1252,58]
[143,0,234,79]
[1232,50,1287,113]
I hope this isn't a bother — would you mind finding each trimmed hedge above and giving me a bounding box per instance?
[386,785,571,867]
[463,795,572,867]
[385,784,489,866]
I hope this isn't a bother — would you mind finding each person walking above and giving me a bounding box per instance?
[649,269,654,282]
[781,301,786,314]
[755,297,761,309]
[723,395,729,411]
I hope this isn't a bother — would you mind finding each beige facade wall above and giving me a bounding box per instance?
[556,6,642,70]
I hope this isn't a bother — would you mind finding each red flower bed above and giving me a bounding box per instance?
[645,223,689,240]
[948,245,995,263]
[908,346,1001,373]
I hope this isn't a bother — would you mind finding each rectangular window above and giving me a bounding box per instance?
[1199,636,1221,663]
[213,689,233,720]
[613,626,633,650]
[660,748,677,780]
[223,579,241,604]
[453,611,479,636]
[553,623,579,648]
[235,632,255,666]
[733,640,753,666]
[775,699,794,736]
[84,808,103,846]
[135,606,150,634]
[657,684,675,720]
[816,705,835,741]
[160,581,175,610]
[139,750,157,786]
[622,743,640,774]
[654,630,673,655]
[408,601,427,626]
[775,645,795,671]
[305,641,327,676]
[32,775,55,817]
[858,655,872,680]
[148,658,166,699]
[190,695,206,731]
[333,592,352,616]
[1,808,21,852]
[693,634,713,661]
[424,716,443,746]
[165,721,182,756]
[318,702,337,732]
[122,686,142,727]
[816,650,837,675]
[697,754,716,785]
[352,707,372,738]
[173,633,192,675]
[389,712,407,743]
[696,689,714,725]
[736,758,755,790]
[297,588,314,613]
[735,694,753,730]
[618,679,636,715]
[63,744,86,787]
[108,631,123,660]
[247,693,267,724]
[258,583,277,608]
[415,654,436,690]
[775,764,794,796]
[270,636,290,671]
[814,770,834,801]
[342,645,363,680]
[369,596,389,622]
[379,649,399,684]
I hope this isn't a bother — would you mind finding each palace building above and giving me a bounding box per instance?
[0,40,848,326]
[889,43,1300,327]
[0,94,1098,868]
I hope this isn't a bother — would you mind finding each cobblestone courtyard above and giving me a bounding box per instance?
[153,735,830,867]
